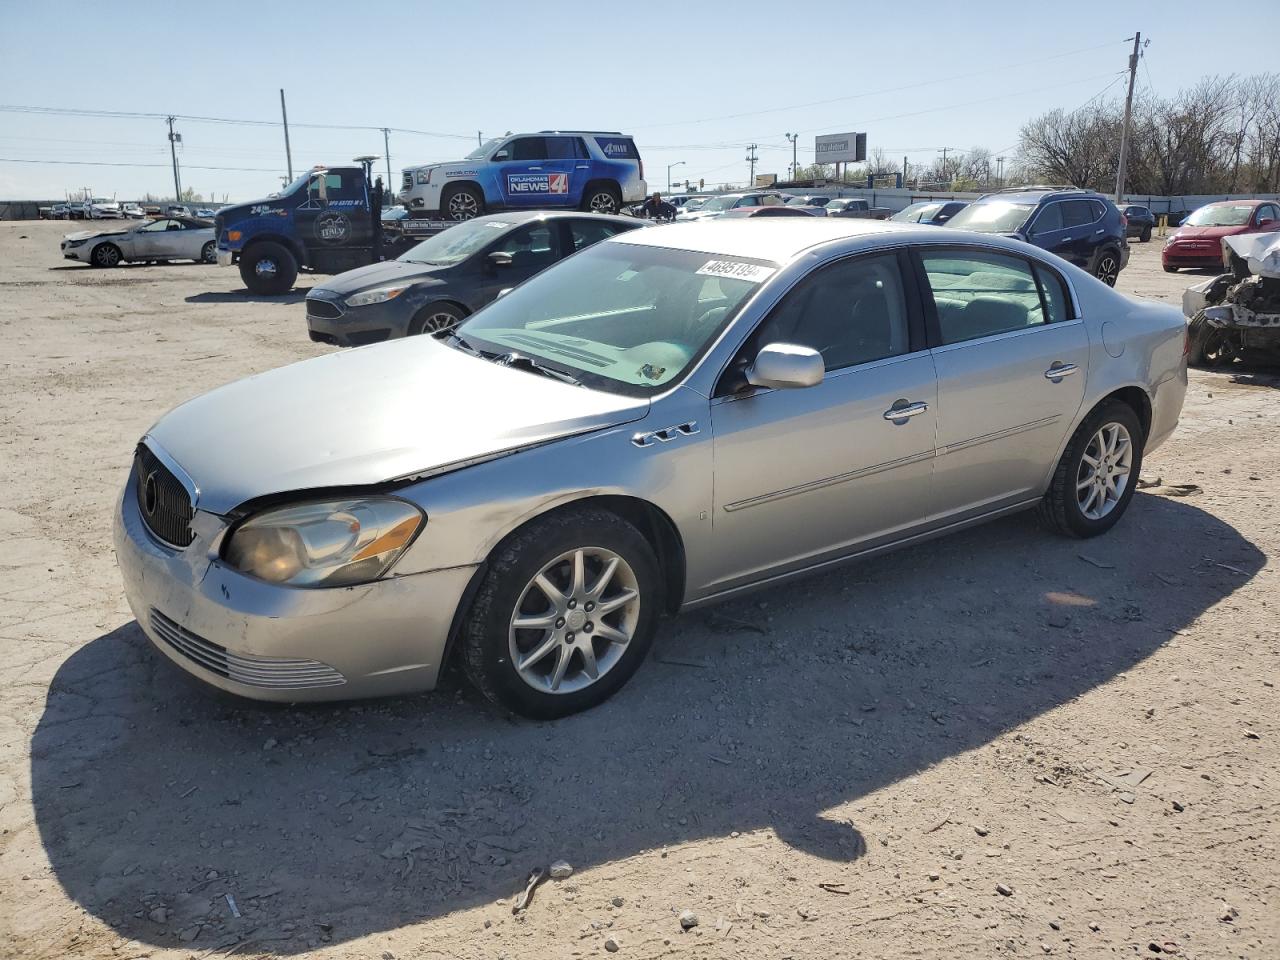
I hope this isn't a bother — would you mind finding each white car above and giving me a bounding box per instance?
[123,203,146,218]
[61,217,217,268]
[89,199,123,219]
[676,193,785,222]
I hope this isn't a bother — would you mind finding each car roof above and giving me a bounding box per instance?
[467,210,638,227]
[1199,198,1263,207]
[610,218,936,262]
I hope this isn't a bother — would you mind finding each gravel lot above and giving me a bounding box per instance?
[0,221,1276,959]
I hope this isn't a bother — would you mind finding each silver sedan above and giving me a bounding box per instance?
[115,219,1187,718]
[60,217,216,268]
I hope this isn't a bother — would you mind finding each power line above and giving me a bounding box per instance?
[0,157,284,172]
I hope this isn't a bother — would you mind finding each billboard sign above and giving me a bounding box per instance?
[754,173,777,186]
[815,132,867,164]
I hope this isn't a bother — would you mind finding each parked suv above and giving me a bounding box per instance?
[400,131,646,221]
[946,187,1129,286]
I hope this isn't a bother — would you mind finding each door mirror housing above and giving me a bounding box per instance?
[1258,218,1277,230]
[493,149,509,161]
[746,343,824,390]
[487,251,514,270]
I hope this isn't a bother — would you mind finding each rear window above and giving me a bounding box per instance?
[593,136,640,160]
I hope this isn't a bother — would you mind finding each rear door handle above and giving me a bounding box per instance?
[1044,363,1079,380]
[883,400,929,421]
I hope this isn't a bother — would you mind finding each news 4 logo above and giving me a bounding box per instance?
[507,173,568,194]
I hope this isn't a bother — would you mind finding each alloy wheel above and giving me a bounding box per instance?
[1076,422,1133,520]
[416,310,460,336]
[254,258,277,278]
[508,547,640,694]
[1095,253,1119,286]
[588,192,618,214]
[447,192,479,220]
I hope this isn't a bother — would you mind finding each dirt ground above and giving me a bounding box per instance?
[0,221,1276,960]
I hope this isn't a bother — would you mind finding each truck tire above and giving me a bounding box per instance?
[581,182,622,214]
[238,241,297,295]
[442,184,483,221]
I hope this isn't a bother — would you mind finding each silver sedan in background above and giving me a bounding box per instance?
[115,219,1187,718]
[62,217,216,268]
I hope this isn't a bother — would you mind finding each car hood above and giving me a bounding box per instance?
[62,228,130,241]
[145,336,650,515]
[313,258,444,296]
[1171,225,1250,240]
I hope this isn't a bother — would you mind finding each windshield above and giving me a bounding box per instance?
[456,241,773,397]
[702,196,745,212]
[1184,204,1253,227]
[398,217,516,265]
[784,197,810,205]
[272,171,314,198]
[683,198,709,211]
[465,138,503,160]
[946,201,1035,233]
[892,202,940,222]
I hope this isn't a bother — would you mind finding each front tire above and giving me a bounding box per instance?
[461,507,662,719]
[410,302,466,338]
[1186,311,1238,367]
[1039,401,1144,538]
[1163,264,1179,273]
[199,240,216,264]
[91,243,121,268]
[442,184,483,221]
[238,241,297,295]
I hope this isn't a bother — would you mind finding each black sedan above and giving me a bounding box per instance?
[306,211,641,346]
[1123,205,1157,242]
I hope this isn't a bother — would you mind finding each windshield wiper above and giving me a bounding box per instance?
[497,353,583,387]
[444,331,480,355]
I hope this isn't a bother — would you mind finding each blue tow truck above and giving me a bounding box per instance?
[214,156,450,295]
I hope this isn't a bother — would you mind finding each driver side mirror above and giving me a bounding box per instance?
[494,150,509,161]
[745,343,824,390]
[487,251,513,270]
[1258,218,1277,230]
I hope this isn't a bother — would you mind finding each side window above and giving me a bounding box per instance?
[739,196,761,208]
[1062,199,1101,227]
[1033,263,1072,324]
[545,137,581,160]
[921,251,1047,345]
[490,222,559,269]
[566,218,622,251]
[1031,202,1063,234]
[140,219,173,232]
[166,220,185,231]
[510,137,548,162]
[754,254,910,371]
[1257,204,1278,223]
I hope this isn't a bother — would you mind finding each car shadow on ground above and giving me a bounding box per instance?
[31,495,1263,953]
[185,288,312,304]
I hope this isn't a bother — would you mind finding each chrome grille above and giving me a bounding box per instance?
[150,609,346,689]
[305,297,344,321]
[134,444,195,547]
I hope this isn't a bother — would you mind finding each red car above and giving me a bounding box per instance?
[1162,199,1280,272]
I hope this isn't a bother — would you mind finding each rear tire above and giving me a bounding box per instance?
[1089,247,1121,286]
[442,184,483,221]
[1039,400,1144,539]
[461,507,662,719]
[410,302,466,338]
[1139,226,1152,242]
[1163,264,1179,273]
[238,241,297,295]
[581,182,622,215]
[91,243,121,268]
[199,240,216,264]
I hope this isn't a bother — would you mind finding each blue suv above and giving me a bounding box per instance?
[945,187,1129,286]
[399,131,647,221]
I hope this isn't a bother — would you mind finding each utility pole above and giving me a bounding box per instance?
[279,89,293,182]
[903,155,908,186]
[166,117,183,202]
[938,146,953,186]
[745,144,758,187]
[996,156,1006,186]
[666,161,685,193]
[785,132,798,180]
[478,130,483,147]
[1115,31,1142,201]
[382,127,392,193]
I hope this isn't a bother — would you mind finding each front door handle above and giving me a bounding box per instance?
[883,400,929,421]
[1044,363,1079,380]
[526,166,543,171]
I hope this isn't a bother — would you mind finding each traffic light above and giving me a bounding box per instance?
[699,178,704,189]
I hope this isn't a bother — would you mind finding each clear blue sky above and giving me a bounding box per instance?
[1,0,1276,201]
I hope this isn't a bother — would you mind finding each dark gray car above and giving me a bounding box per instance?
[306,211,641,346]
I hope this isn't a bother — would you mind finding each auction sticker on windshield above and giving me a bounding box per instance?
[696,260,776,282]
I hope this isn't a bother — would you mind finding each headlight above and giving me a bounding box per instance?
[223,498,424,588]
[345,285,407,307]
[66,238,88,248]
[416,169,432,185]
